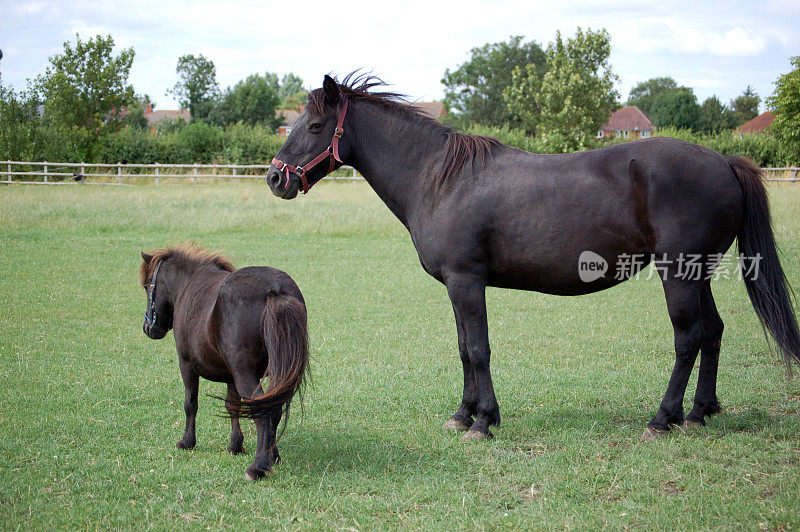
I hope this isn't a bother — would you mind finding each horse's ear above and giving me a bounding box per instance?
[323,75,340,106]
[141,252,153,264]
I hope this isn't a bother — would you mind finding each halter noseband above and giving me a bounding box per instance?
[271,97,349,194]
[144,259,163,332]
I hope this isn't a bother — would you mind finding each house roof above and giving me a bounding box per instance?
[145,109,190,126]
[602,106,655,131]
[733,111,774,134]
[277,106,305,128]
[414,101,446,119]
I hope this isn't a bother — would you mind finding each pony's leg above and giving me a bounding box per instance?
[443,302,477,431]
[177,360,199,450]
[686,281,724,425]
[645,279,704,437]
[267,411,282,465]
[446,272,500,440]
[226,383,245,454]
[232,371,276,481]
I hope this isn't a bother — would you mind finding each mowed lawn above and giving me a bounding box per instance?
[1,181,799,530]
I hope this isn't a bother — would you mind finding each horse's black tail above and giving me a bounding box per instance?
[729,156,800,374]
[238,292,309,423]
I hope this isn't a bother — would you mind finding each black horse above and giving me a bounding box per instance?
[266,73,800,441]
[140,244,308,479]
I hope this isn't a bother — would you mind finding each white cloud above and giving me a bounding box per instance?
[15,1,48,15]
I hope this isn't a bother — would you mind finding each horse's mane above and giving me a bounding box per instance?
[308,72,499,188]
[139,243,235,287]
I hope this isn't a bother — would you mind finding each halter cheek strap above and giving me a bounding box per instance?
[271,97,349,194]
[144,260,163,330]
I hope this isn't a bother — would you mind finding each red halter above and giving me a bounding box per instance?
[271,97,349,194]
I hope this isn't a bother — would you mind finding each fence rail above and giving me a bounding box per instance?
[0,160,362,186]
[1,161,797,185]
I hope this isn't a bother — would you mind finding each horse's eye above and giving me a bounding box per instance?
[307,122,323,133]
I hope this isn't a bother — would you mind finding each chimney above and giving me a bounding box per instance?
[145,104,153,114]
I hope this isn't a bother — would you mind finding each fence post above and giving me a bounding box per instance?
[43,162,48,183]
[5,163,10,183]
[155,163,159,186]
[232,167,237,180]
[117,162,122,185]
[81,163,86,185]
[193,166,198,185]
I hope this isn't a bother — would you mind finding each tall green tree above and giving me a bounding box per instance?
[626,77,678,117]
[209,73,282,129]
[730,86,761,126]
[767,56,800,164]
[505,28,619,152]
[649,88,700,130]
[168,54,219,121]
[33,34,135,160]
[698,96,736,134]
[278,73,307,109]
[442,35,546,128]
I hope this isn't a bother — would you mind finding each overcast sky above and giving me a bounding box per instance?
[1,0,798,112]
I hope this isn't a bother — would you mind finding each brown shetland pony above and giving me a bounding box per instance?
[139,244,308,480]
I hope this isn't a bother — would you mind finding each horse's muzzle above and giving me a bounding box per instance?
[143,321,168,339]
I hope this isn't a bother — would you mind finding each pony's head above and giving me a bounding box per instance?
[139,251,174,339]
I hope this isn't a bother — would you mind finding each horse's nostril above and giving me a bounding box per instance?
[268,171,282,188]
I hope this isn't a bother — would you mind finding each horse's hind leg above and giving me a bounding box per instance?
[232,371,277,480]
[644,279,704,438]
[177,360,199,450]
[443,302,477,432]
[226,383,245,454]
[685,281,724,425]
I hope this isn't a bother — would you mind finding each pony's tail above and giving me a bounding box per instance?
[730,156,800,374]
[237,292,309,423]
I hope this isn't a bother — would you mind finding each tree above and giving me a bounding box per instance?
[168,54,219,121]
[698,96,736,134]
[209,73,282,129]
[767,56,800,164]
[0,76,41,161]
[626,77,678,117]
[119,94,155,130]
[278,73,307,109]
[33,34,135,160]
[730,86,761,126]
[649,88,700,130]
[505,27,619,152]
[442,35,546,128]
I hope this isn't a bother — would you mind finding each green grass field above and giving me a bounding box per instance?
[1,181,799,530]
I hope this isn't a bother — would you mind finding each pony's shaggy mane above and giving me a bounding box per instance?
[308,72,499,188]
[139,243,235,287]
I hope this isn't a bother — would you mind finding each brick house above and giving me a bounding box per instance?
[732,111,774,139]
[597,106,656,141]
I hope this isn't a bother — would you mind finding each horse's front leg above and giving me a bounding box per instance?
[443,302,477,432]
[176,359,198,450]
[446,272,500,441]
[225,383,245,454]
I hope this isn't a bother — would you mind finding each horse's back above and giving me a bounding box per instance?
[415,137,744,294]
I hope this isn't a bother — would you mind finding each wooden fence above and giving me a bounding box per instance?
[1,160,797,186]
[0,161,361,186]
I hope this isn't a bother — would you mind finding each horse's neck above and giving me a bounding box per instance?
[346,102,447,226]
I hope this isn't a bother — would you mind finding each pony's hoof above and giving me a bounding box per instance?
[462,429,493,442]
[245,467,268,481]
[228,445,245,455]
[641,426,669,441]
[443,418,471,432]
[176,440,195,450]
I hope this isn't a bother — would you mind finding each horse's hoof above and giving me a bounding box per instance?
[641,426,668,441]
[176,440,195,450]
[228,445,245,455]
[443,418,471,432]
[679,420,703,432]
[462,429,493,442]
